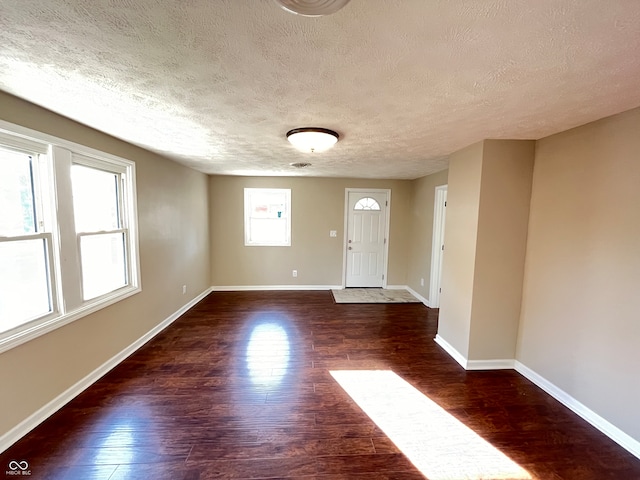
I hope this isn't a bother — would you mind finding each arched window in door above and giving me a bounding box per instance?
[353,197,381,211]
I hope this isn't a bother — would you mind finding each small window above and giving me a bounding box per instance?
[354,197,381,210]
[244,188,291,246]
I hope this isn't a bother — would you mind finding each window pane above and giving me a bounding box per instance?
[0,239,51,333]
[249,218,288,244]
[0,148,36,236]
[250,192,287,219]
[244,188,291,246]
[354,197,381,210]
[72,164,119,232]
[80,233,127,300]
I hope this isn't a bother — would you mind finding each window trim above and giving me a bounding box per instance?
[244,188,292,247]
[71,155,131,303]
[0,119,141,354]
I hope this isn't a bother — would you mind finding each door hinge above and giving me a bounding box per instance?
[441,244,444,251]
[386,200,388,206]
[384,238,387,244]
[439,287,442,293]
[444,201,447,207]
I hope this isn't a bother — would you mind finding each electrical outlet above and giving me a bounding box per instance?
[182,285,187,294]
[292,270,298,277]
[420,278,424,287]
[330,230,337,237]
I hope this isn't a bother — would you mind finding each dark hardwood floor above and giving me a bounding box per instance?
[2,291,639,479]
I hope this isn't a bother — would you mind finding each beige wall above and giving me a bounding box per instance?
[438,140,534,361]
[0,92,211,439]
[468,140,534,360]
[406,169,449,301]
[209,176,412,287]
[517,107,640,440]
[437,141,484,357]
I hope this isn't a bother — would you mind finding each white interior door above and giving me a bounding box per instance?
[429,185,447,307]
[345,190,389,287]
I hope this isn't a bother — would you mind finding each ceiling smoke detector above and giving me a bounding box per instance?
[274,0,351,17]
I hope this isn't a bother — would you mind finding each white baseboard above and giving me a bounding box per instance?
[405,286,430,307]
[211,285,433,309]
[212,285,342,291]
[0,287,212,454]
[434,335,515,370]
[434,338,640,459]
[514,361,640,460]
[466,358,515,370]
[434,334,467,369]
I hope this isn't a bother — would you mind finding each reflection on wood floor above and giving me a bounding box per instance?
[2,290,639,479]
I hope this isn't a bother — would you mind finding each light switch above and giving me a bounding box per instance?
[330,230,337,237]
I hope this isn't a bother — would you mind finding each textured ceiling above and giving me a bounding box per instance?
[1,1,639,179]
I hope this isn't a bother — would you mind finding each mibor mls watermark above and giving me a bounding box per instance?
[6,460,31,476]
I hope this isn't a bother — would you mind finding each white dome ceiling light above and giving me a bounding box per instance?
[286,128,339,153]
[274,0,351,17]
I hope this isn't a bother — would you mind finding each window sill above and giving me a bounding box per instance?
[0,285,141,354]
[244,243,292,247]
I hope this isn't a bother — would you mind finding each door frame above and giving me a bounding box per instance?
[342,188,391,288]
[429,184,447,307]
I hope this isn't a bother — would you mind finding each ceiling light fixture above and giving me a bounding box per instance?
[286,127,339,153]
[274,0,351,17]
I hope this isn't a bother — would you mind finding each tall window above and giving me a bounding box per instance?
[72,161,128,300]
[244,188,291,246]
[0,143,53,332]
[0,122,140,352]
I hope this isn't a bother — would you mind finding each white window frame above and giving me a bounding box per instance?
[244,188,291,246]
[0,120,141,354]
[0,138,58,329]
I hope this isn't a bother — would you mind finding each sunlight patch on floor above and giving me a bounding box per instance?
[330,370,531,480]
[246,322,290,386]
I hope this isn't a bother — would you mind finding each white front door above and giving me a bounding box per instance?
[345,190,389,287]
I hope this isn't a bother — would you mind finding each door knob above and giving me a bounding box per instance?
[348,246,352,250]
